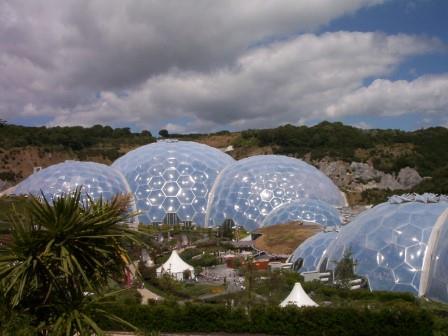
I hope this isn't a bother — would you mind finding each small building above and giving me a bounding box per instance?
[280,282,318,308]
[156,250,195,281]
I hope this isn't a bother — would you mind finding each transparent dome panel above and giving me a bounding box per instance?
[325,201,448,296]
[112,141,234,226]
[206,155,344,231]
[425,210,448,303]
[262,199,341,228]
[291,231,338,273]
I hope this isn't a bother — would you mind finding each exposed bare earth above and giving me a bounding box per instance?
[197,133,240,148]
[0,144,140,184]
[254,222,322,255]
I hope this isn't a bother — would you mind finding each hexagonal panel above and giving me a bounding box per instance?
[260,189,274,202]
[148,176,164,189]
[162,169,180,181]
[178,175,195,188]
[192,183,208,198]
[162,197,181,212]
[148,190,164,206]
[162,182,180,197]
[378,244,405,269]
[177,189,195,204]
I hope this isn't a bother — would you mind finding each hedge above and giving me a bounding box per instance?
[99,302,434,336]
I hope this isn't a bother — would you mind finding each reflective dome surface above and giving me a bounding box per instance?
[261,199,341,228]
[291,231,338,273]
[325,200,448,296]
[14,160,133,201]
[425,211,448,303]
[112,141,235,226]
[206,155,344,231]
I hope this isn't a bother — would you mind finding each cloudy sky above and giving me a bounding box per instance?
[1,0,447,133]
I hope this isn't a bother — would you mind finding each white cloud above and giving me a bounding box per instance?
[325,75,448,118]
[49,32,445,131]
[0,0,384,124]
[2,0,447,132]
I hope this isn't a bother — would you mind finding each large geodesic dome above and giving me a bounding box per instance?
[324,194,448,301]
[13,160,134,202]
[291,231,338,273]
[112,140,235,226]
[261,199,341,229]
[205,155,345,231]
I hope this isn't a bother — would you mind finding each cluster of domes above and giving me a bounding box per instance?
[11,140,344,232]
[291,194,448,303]
[8,139,448,302]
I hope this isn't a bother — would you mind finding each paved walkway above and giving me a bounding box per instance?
[137,288,163,303]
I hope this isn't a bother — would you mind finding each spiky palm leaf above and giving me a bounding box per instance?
[0,188,145,335]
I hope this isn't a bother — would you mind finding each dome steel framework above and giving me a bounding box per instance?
[112,141,235,226]
[206,155,345,231]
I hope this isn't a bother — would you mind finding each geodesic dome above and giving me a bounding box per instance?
[324,194,448,301]
[290,231,338,273]
[206,155,345,231]
[13,160,134,202]
[261,199,341,229]
[112,140,235,226]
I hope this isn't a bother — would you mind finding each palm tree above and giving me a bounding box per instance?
[0,188,144,335]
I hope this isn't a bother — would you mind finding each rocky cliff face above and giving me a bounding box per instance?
[317,159,422,192]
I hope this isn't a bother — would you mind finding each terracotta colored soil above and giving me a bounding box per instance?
[254,221,322,255]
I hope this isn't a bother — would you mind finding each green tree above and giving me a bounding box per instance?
[0,188,144,335]
[242,259,258,304]
[218,220,234,239]
[158,129,169,138]
[141,129,152,137]
[334,249,356,288]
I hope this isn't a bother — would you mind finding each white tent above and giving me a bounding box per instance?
[280,282,318,308]
[156,250,195,281]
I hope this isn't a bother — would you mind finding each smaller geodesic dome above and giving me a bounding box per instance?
[112,140,235,226]
[324,194,448,301]
[290,231,338,273]
[261,199,341,229]
[206,155,345,231]
[11,160,138,226]
[13,160,134,201]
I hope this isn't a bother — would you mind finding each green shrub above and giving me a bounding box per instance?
[100,302,434,336]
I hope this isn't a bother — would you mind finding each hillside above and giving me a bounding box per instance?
[0,124,155,185]
[1,122,447,204]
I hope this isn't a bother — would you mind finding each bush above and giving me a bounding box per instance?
[100,302,434,336]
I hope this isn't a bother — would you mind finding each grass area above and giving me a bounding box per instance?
[0,195,31,233]
[144,279,225,300]
[255,222,322,255]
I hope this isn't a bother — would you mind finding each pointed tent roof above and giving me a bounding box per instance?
[280,282,318,308]
[157,250,194,275]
